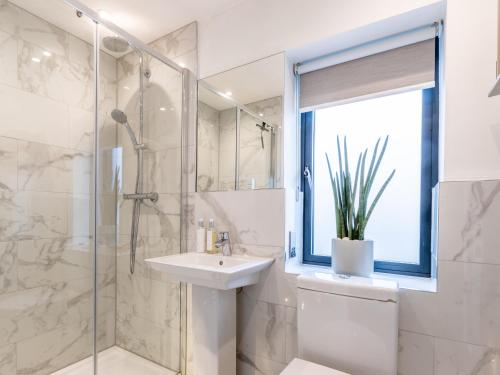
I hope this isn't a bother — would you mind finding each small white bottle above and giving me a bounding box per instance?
[206,219,217,254]
[196,219,206,253]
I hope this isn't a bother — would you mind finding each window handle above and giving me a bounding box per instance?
[304,165,313,190]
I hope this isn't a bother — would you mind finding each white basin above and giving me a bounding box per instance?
[145,252,274,290]
[145,252,274,375]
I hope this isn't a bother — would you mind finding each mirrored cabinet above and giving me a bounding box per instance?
[490,0,500,96]
[196,53,284,191]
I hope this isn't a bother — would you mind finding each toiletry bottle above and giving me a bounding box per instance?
[196,219,206,253]
[206,219,217,254]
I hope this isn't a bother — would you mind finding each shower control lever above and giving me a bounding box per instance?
[124,192,159,202]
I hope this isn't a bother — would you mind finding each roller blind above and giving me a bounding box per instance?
[300,38,435,110]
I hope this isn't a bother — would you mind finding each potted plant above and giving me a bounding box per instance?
[326,136,395,277]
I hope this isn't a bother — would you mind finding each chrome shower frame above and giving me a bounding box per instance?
[65,1,190,374]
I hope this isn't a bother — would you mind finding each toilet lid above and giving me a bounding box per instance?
[280,359,350,375]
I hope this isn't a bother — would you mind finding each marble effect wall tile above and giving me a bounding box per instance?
[68,107,93,153]
[397,180,500,374]
[237,351,287,375]
[0,29,18,88]
[0,84,70,148]
[0,191,68,241]
[0,344,16,375]
[189,189,285,248]
[18,39,93,111]
[235,244,295,307]
[0,1,70,57]
[116,235,179,281]
[16,238,90,289]
[144,147,182,194]
[16,320,91,375]
[116,313,180,371]
[117,272,180,331]
[285,307,298,364]
[398,330,435,375]
[400,260,500,347]
[150,22,197,61]
[434,338,500,375]
[438,180,500,264]
[18,141,91,194]
[0,241,16,294]
[237,291,287,364]
[0,137,17,192]
[0,278,93,348]
[434,260,500,348]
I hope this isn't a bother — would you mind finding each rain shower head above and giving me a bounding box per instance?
[102,36,151,79]
[111,109,128,124]
[102,36,130,53]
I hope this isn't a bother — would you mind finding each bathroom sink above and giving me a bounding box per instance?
[145,252,274,290]
[146,252,274,374]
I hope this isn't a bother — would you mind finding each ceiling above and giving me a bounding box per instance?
[10,0,242,44]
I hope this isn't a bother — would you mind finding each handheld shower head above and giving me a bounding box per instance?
[256,122,270,149]
[111,109,128,124]
[111,109,139,147]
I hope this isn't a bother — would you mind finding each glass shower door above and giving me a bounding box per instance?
[0,1,96,374]
[105,23,185,373]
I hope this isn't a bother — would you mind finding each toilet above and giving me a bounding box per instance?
[281,271,399,375]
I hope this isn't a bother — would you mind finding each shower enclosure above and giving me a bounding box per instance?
[0,0,188,374]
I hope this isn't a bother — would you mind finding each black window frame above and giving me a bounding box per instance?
[301,38,439,277]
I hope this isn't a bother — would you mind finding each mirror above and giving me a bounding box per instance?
[196,53,284,192]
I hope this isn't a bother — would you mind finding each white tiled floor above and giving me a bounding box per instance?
[51,346,177,375]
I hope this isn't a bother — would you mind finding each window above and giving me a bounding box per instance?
[300,38,439,277]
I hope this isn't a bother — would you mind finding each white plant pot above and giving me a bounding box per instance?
[331,238,374,277]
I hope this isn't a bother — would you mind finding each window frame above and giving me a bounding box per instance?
[301,39,439,277]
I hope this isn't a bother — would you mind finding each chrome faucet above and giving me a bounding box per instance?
[215,232,232,256]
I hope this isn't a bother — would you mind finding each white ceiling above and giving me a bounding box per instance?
[10,0,242,44]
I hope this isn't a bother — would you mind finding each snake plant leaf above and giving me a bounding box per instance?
[326,153,336,196]
[326,135,394,240]
[365,138,380,188]
[365,169,396,224]
[352,152,362,202]
[366,136,389,198]
[335,172,342,209]
[336,136,344,198]
[358,149,367,229]
[335,172,346,238]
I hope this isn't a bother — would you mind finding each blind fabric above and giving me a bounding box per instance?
[300,38,435,110]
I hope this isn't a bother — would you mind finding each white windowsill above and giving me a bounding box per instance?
[285,261,437,293]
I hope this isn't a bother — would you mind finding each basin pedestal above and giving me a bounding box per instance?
[192,285,236,375]
[145,253,274,375]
